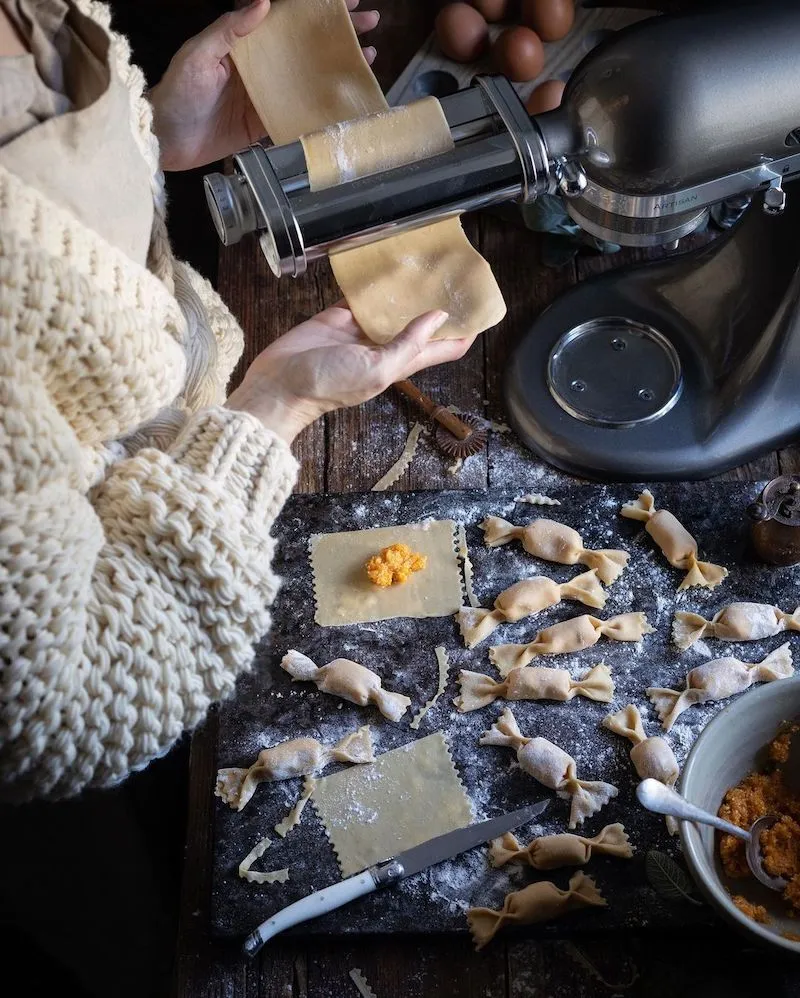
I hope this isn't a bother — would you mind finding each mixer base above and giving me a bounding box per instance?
[506,187,800,480]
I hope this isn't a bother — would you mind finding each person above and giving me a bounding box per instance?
[0,0,476,804]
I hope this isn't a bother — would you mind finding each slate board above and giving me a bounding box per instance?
[211,481,800,940]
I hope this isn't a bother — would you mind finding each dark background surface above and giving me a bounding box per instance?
[3,3,799,998]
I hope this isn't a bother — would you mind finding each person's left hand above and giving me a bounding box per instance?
[149,0,380,172]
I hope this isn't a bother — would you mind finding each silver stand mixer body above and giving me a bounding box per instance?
[204,1,800,480]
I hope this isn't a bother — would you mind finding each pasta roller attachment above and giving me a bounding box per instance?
[748,476,800,566]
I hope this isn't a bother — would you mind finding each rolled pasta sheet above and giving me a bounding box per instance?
[480,708,618,828]
[489,612,654,676]
[467,871,606,950]
[456,570,606,648]
[281,650,412,722]
[621,490,728,591]
[454,663,614,712]
[647,643,794,731]
[673,603,800,650]
[603,704,680,834]
[215,726,374,811]
[489,823,633,870]
[480,516,629,585]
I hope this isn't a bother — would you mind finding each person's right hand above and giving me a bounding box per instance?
[226,306,475,444]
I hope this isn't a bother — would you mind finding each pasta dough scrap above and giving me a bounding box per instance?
[311,521,463,626]
[467,871,606,950]
[481,516,629,585]
[274,776,317,838]
[480,708,618,828]
[410,646,450,730]
[646,643,794,731]
[349,968,378,998]
[371,422,426,492]
[455,663,614,712]
[458,523,479,609]
[237,833,291,886]
[673,603,800,650]
[215,727,374,812]
[489,823,633,870]
[281,651,411,722]
[456,570,607,648]
[312,731,473,877]
[621,490,728,591]
[489,612,654,677]
[603,704,680,835]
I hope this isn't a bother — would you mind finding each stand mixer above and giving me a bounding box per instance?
[204,1,800,480]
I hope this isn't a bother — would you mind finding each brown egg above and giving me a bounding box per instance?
[435,3,490,63]
[525,79,566,115]
[520,0,575,42]
[493,26,545,83]
[471,0,510,21]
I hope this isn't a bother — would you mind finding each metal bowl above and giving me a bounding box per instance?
[680,676,800,953]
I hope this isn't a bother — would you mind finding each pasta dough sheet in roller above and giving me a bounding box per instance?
[233,0,506,343]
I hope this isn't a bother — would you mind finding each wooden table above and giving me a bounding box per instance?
[173,4,800,994]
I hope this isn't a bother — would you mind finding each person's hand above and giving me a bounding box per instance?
[149,0,380,172]
[226,306,475,444]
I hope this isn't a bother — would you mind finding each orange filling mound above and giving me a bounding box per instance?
[365,543,427,587]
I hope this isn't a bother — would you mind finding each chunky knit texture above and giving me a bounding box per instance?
[0,3,298,801]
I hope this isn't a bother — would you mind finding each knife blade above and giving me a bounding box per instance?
[243,799,548,958]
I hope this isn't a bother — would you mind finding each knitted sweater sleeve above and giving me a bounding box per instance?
[0,393,298,802]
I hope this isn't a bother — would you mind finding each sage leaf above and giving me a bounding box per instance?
[646,850,703,906]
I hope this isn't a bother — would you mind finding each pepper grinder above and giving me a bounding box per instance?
[748,477,800,566]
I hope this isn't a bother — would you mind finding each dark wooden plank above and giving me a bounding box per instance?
[305,938,506,998]
[508,934,800,998]
[779,447,800,476]
[479,215,579,489]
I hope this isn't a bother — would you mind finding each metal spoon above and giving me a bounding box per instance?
[636,779,786,891]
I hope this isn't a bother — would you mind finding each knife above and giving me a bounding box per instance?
[242,800,548,957]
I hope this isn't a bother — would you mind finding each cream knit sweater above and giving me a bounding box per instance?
[0,2,298,801]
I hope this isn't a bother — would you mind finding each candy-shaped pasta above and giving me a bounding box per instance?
[480,708,618,827]
[647,643,793,731]
[480,516,629,585]
[489,823,633,870]
[621,490,728,591]
[281,650,412,722]
[456,570,606,648]
[673,603,800,650]
[467,872,606,950]
[603,705,680,834]
[455,663,614,712]
[216,727,374,811]
[489,612,654,676]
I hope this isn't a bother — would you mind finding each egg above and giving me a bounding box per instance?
[525,79,566,115]
[435,3,490,63]
[470,0,510,21]
[520,0,575,42]
[492,26,545,83]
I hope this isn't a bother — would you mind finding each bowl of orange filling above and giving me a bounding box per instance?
[680,676,800,952]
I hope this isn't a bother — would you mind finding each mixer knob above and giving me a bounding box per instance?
[763,178,787,215]
[555,159,588,199]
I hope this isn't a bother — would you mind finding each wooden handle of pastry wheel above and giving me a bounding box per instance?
[394,380,472,441]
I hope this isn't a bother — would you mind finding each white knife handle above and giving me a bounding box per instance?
[243,864,400,958]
